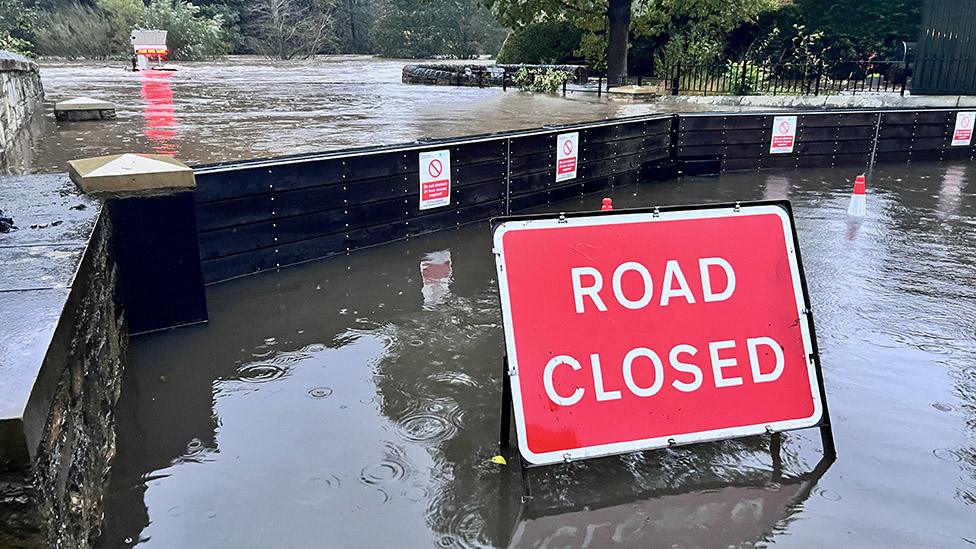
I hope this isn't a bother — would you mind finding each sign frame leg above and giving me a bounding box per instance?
[499,355,535,501]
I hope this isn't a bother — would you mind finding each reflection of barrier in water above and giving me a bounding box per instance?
[140,71,178,156]
[506,454,834,548]
[937,165,967,217]
[420,250,453,308]
[764,175,790,202]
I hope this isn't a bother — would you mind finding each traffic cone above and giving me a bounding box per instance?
[601,197,613,211]
[847,174,866,217]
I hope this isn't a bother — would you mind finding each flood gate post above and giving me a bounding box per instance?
[68,154,208,334]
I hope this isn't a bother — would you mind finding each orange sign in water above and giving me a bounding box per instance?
[492,203,825,465]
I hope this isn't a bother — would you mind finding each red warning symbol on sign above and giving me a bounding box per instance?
[428,158,443,178]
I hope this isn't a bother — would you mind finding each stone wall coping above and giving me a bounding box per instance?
[68,153,196,196]
[0,50,38,73]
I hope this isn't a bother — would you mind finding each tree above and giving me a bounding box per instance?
[371,0,505,59]
[334,0,373,53]
[0,0,35,54]
[97,0,146,52]
[142,0,231,59]
[484,0,771,84]
[795,0,921,56]
[244,0,337,59]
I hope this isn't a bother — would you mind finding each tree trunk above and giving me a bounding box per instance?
[606,0,631,87]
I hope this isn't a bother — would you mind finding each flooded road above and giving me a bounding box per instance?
[101,162,976,547]
[19,56,736,175]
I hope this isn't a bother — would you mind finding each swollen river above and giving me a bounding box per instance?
[20,56,739,175]
[100,164,976,547]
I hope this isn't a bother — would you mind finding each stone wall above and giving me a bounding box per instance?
[402,63,589,87]
[0,173,127,548]
[0,51,44,171]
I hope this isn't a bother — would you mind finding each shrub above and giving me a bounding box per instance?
[97,0,147,52]
[32,4,116,58]
[141,0,230,60]
[512,67,572,94]
[0,0,35,55]
[496,20,583,65]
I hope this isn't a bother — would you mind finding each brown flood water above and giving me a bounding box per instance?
[101,163,976,547]
[20,56,743,175]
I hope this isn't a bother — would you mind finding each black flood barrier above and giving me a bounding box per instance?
[188,108,976,285]
[108,192,208,334]
[192,115,673,283]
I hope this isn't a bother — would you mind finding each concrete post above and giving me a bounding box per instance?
[68,153,208,334]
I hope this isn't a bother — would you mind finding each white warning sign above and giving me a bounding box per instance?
[769,116,797,154]
[951,112,975,146]
[419,149,452,210]
[555,132,579,182]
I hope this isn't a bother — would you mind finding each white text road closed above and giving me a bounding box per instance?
[555,132,579,182]
[952,112,976,146]
[769,116,797,154]
[419,150,452,210]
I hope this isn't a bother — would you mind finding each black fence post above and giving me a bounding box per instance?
[672,61,681,95]
[562,79,567,96]
[502,72,507,91]
[637,75,643,86]
[597,76,602,97]
[815,61,823,96]
[740,59,748,94]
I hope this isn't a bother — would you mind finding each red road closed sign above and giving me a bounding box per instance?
[493,203,824,465]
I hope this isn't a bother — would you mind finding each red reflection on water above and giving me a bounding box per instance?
[140,70,178,155]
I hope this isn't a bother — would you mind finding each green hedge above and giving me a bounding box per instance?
[496,21,583,65]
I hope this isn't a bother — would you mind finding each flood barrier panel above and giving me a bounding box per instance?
[192,108,976,284]
[193,115,672,283]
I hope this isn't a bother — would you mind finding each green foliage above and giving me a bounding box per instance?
[795,0,921,55]
[371,0,506,59]
[634,0,776,66]
[0,0,36,55]
[496,20,582,64]
[141,0,231,59]
[512,66,571,93]
[32,3,116,58]
[97,0,146,52]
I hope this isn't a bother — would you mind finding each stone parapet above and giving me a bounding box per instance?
[0,51,43,172]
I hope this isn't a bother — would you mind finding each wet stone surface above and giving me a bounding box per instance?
[0,173,126,548]
[101,162,976,547]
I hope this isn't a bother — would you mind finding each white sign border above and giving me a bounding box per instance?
[493,205,824,466]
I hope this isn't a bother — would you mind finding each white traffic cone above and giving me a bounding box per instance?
[847,174,866,217]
